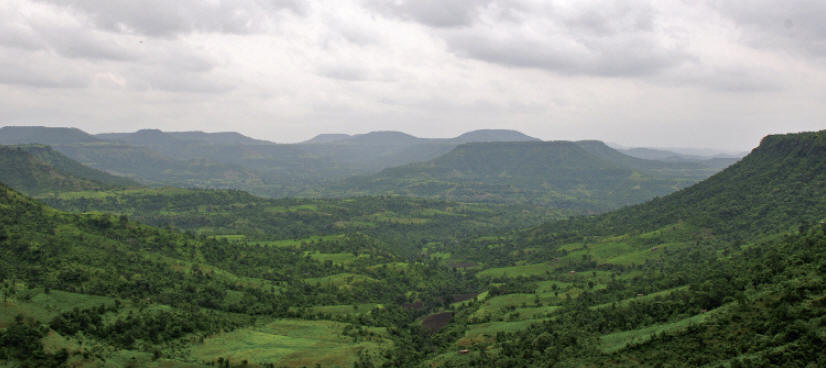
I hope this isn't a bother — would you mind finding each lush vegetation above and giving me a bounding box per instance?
[313,141,725,211]
[1,129,825,367]
[0,126,723,205]
[0,145,137,195]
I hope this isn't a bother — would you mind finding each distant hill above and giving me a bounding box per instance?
[87,127,550,195]
[302,133,351,144]
[449,129,540,144]
[337,131,421,146]
[0,145,138,195]
[98,129,275,146]
[619,147,701,161]
[311,140,726,211]
[0,126,102,145]
[530,130,826,241]
[293,129,543,172]
[617,146,742,169]
[0,127,268,192]
[0,126,727,206]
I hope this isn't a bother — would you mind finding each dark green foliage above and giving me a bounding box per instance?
[0,145,137,195]
[50,305,246,349]
[530,130,826,243]
[0,316,68,367]
[40,187,561,256]
[2,129,826,367]
[314,141,724,211]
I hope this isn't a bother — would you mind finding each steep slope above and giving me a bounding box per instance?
[315,141,720,211]
[0,126,268,192]
[0,183,365,366]
[0,145,137,195]
[533,130,826,241]
[416,130,826,367]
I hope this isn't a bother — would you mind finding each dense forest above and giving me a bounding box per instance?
[1,129,824,367]
[0,126,729,202]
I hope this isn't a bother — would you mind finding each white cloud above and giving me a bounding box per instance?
[0,0,824,150]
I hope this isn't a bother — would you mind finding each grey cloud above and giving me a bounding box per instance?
[128,68,234,94]
[364,0,493,28]
[37,24,137,61]
[715,0,826,58]
[446,31,684,77]
[34,0,306,38]
[0,23,43,51]
[663,64,781,93]
[318,65,371,81]
[0,57,89,88]
[0,15,138,62]
[367,0,687,77]
[560,2,655,36]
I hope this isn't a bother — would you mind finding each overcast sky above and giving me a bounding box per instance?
[1,0,825,151]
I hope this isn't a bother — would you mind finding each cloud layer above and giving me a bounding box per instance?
[1,0,825,150]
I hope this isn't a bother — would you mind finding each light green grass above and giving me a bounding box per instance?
[590,285,690,310]
[309,303,382,317]
[599,305,728,353]
[251,234,346,248]
[211,234,246,242]
[458,319,544,346]
[429,251,451,260]
[303,273,378,287]
[367,211,429,224]
[470,293,538,320]
[307,251,359,266]
[191,319,388,367]
[0,289,114,326]
[476,263,553,279]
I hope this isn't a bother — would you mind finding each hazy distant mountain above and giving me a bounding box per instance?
[337,131,421,146]
[302,133,351,144]
[311,140,728,211]
[0,126,267,191]
[615,146,742,170]
[98,129,274,146]
[449,129,540,143]
[294,129,542,172]
[619,147,701,161]
[0,126,102,145]
[0,126,727,205]
[0,144,138,195]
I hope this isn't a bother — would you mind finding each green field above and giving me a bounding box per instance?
[475,263,555,279]
[599,305,728,353]
[191,319,389,367]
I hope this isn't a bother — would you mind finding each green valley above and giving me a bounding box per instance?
[1,128,824,367]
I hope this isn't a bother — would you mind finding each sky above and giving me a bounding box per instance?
[1,0,825,151]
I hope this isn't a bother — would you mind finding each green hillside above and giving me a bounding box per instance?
[0,126,102,145]
[38,187,561,256]
[531,131,826,241]
[2,130,825,367]
[313,141,725,211]
[408,130,826,367]
[0,145,137,195]
[0,182,478,366]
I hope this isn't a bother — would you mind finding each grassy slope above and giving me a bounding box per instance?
[0,145,136,195]
[421,131,826,367]
[314,141,724,211]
